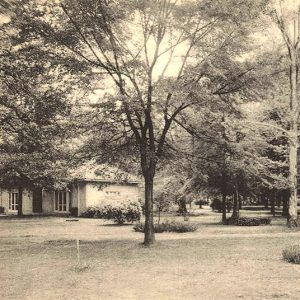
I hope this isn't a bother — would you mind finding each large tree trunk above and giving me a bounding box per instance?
[270,190,276,217]
[157,207,161,225]
[263,194,269,209]
[221,171,227,224]
[287,54,299,228]
[222,192,227,224]
[282,190,289,217]
[274,7,300,227]
[288,134,298,227]
[277,191,281,208]
[18,186,23,217]
[143,172,155,245]
[231,188,240,221]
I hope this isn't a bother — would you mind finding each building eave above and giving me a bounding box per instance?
[75,178,142,185]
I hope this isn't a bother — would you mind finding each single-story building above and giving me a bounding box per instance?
[0,166,141,216]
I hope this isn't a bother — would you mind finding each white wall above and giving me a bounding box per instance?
[0,182,141,215]
[0,189,32,215]
[85,182,140,208]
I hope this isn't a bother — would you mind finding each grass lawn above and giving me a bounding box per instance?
[1,207,300,299]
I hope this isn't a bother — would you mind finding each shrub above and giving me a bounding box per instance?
[80,207,97,218]
[81,201,141,224]
[133,220,198,233]
[138,198,145,215]
[194,199,209,208]
[70,207,78,217]
[176,197,188,215]
[0,206,4,214]
[227,216,272,226]
[133,222,166,233]
[211,198,233,213]
[242,206,269,211]
[210,198,222,212]
[283,245,300,264]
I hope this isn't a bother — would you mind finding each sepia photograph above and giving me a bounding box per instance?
[1,0,300,299]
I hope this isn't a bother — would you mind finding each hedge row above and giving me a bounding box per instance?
[133,220,198,233]
[81,201,141,224]
[227,217,272,226]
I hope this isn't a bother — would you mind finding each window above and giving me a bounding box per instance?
[54,191,69,212]
[9,192,18,211]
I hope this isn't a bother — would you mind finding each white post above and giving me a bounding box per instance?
[76,239,80,265]
[77,184,80,217]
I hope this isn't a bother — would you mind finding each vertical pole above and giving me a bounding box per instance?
[76,239,80,265]
[77,184,80,217]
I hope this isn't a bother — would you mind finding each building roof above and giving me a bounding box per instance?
[71,163,141,185]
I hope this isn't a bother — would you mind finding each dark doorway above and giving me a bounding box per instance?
[32,188,43,213]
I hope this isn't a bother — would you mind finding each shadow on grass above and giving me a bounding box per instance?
[0,215,53,220]
[187,213,210,217]
[100,223,134,227]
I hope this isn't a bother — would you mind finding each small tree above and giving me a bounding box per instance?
[154,194,173,224]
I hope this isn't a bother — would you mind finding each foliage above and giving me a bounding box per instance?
[81,201,141,224]
[194,199,209,208]
[70,207,78,217]
[242,206,270,211]
[0,4,88,193]
[168,44,291,218]
[14,0,269,243]
[227,216,272,226]
[210,198,222,212]
[176,196,188,216]
[268,0,300,227]
[154,196,174,214]
[133,220,198,233]
[211,198,235,212]
[153,172,184,214]
[2,0,285,233]
[80,207,95,218]
[282,245,300,264]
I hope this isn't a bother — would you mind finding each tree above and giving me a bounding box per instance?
[0,9,86,215]
[269,1,300,227]
[153,171,183,223]
[9,0,268,243]
[173,73,290,224]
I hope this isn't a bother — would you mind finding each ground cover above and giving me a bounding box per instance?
[1,207,300,300]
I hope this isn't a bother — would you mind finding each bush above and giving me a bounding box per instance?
[176,197,188,215]
[133,220,198,233]
[81,201,141,224]
[283,245,300,264]
[194,199,209,208]
[80,207,97,218]
[70,207,78,217]
[133,222,165,233]
[210,198,222,212]
[242,206,269,211]
[211,198,233,213]
[0,206,4,213]
[227,216,272,226]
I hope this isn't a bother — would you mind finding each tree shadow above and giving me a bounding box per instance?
[100,223,134,227]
